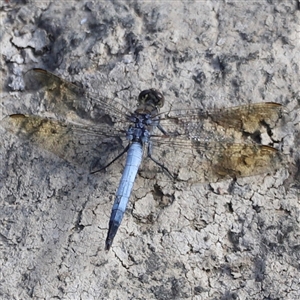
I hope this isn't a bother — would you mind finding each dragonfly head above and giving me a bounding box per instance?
[136,89,165,114]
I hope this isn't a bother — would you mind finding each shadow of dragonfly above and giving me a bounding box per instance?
[1,68,284,250]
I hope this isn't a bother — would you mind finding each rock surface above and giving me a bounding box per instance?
[0,1,299,299]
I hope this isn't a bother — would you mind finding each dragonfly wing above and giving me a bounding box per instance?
[159,102,283,138]
[24,68,129,123]
[148,137,283,183]
[0,114,127,172]
[207,102,283,132]
[147,102,284,183]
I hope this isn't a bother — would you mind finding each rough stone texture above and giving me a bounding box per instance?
[0,1,299,299]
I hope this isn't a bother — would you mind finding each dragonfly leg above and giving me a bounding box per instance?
[157,124,168,135]
[157,123,180,137]
[90,144,130,174]
[147,142,175,180]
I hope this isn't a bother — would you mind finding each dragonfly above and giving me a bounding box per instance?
[1,68,284,250]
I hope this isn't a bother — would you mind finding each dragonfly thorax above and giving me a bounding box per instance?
[126,125,150,143]
[126,113,155,143]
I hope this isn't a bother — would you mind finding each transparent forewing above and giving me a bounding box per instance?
[0,114,127,171]
[158,102,283,138]
[149,137,283,183]
[24,69,129,124]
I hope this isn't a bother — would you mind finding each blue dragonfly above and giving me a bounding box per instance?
[1,69,284,250]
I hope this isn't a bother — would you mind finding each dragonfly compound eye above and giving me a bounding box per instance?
[138,89,165,108]
[151,89,165,108]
